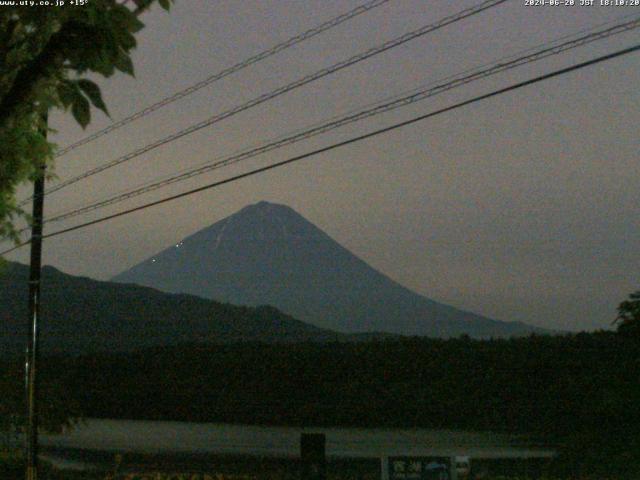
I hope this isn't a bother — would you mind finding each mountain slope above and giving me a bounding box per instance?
[113,201,542,338]
[0,261,342,356]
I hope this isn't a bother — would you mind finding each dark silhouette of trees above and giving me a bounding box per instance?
[614,291,640,338]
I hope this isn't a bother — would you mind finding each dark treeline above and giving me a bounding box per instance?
[2,331,639,475]
[6,332,638,434]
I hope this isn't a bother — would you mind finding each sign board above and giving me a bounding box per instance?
[381,456,457,480]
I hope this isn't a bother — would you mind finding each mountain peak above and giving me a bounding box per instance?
[113,203,544,338]
[247,200,282,209]
[235,201,301,221]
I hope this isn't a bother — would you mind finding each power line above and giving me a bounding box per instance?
[41,17,640,225]
[29,0,509,202]
[3,42,638,256]
[50,11,637,218]
[53,0,393,158]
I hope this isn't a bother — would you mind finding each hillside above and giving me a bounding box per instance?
[0,261,342,356]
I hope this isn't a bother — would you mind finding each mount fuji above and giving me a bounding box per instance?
[113,201,542,338]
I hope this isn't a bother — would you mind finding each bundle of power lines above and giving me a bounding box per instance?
[4,0,640,254]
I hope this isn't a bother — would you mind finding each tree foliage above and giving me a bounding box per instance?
[0,0,174,433]
[614,290,640,337]
[2,331,636,476]
[0,360,80,436]
[0,0,174,243]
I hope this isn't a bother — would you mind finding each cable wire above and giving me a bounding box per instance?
[41,17,640,225]
[3,42,638,256]
[53,0,394,158]
[28,0,509,203]
[55,11,637,215]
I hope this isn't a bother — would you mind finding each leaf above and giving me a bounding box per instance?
[76,79,109,117]
[113,51,134,76]
[158,0,172,11]
[56,80,79,109]
[111,3,144,34]
[116,30,138,50]
[126,14,145,33]
[71,94,91,129]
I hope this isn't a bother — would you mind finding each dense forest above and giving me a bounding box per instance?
[2,330,639,476]
[51,334,638,434]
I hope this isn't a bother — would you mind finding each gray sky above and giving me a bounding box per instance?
[7,0,640,331]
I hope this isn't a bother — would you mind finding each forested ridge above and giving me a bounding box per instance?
[2,332,637,434]
[0,262,345,356]
[2,331,639,475]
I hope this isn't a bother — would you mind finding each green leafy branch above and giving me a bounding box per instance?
[0,0,175,243]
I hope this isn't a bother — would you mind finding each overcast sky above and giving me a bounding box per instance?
[6,0,640,331]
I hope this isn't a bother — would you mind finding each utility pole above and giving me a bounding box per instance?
[25,115,46,480]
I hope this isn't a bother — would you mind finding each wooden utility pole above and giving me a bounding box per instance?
[25,118,46,480]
